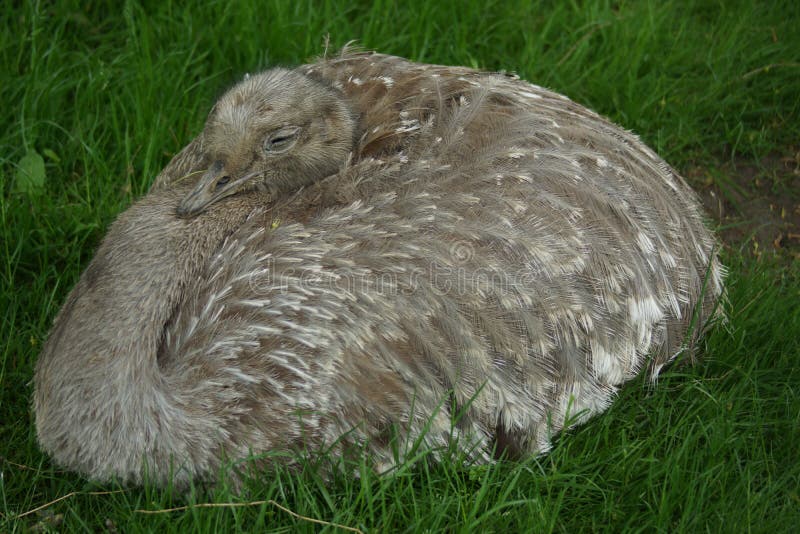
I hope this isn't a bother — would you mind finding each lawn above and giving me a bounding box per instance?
[2,0,799,531]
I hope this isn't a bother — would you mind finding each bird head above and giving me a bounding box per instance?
[177,69,356,216]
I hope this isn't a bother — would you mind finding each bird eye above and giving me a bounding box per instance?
[264,126,300,154]
[270,135,293,146]
[214,176,230,191]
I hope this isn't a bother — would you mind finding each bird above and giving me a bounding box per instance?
[34,49,725,489]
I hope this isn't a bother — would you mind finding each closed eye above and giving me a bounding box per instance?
[264,126,301,154]
[269,135,293,146]
[214,175,230,191]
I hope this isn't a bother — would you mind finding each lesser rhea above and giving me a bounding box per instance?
[34,50,724,487]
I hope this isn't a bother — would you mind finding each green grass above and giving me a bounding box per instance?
[2,0,799,531]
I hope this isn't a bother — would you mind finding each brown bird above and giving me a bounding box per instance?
[34,49,725,488]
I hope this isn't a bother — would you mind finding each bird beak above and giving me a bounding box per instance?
[176,161,257,217]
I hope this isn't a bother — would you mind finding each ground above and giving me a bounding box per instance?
[693,148,800,261]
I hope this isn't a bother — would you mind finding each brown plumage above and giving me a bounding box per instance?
[34,50,725,488]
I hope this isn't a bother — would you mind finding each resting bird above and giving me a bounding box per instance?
[34,50,724,488]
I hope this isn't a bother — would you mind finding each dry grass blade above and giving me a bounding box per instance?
[1,457,35,470]
[741,62,800,79]
[135,499,364,533]
[15,491,128,519]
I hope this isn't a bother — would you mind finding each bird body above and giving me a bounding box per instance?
[34,50,724,487]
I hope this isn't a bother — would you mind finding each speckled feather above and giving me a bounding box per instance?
[34,50,724,487]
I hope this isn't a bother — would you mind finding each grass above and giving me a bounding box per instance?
[2,0,799,531]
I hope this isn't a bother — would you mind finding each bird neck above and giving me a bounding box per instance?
[34,187,265,483]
